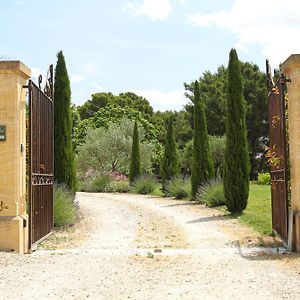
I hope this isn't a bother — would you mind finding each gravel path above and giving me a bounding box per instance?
[1,192,300,300]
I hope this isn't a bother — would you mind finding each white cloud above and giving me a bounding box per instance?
[121,0,172,20]
[134,89,187,111]
[186,0,300,65]
[71,75,84,83]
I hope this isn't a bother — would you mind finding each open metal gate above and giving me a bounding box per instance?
[266,60,289,243]
[28,66,54,248]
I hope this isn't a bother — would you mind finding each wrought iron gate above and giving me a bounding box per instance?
[266,60,289,243]
[28,66,54,248]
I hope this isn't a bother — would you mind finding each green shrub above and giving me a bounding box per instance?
[107,180,130,193]
[77,179,92,192]
[196,180,225,207]
[91,174,112,192]
[76,180,86,192]
[257,172,271,185]
[132,175,156,194]
[167,176,191,199]
[54,184,77,227]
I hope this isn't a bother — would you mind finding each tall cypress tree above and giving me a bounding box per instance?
[191,80,214,198]
[224,49,250,213]
[54,50,76,192]
[161,115,180,189]
[129,121,141,184]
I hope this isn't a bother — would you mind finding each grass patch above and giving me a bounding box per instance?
[238,184,272,235]
[151,185,164,197]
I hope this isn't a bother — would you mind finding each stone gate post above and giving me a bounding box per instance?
[0,61,31,253]
[282,54,300,252]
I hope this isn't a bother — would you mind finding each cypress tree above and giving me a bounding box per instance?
[129,121,141,184]
[54,50,76,192]
[191,80,214,198]
[161,115,180,189]
[224,49,250,213]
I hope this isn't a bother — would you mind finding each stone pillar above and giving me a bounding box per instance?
[0,61,31,253]
[282,54,300,252]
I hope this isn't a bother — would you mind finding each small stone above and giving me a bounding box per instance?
[154,249,162,253]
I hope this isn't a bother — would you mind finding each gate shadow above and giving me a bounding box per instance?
[233,240,300,261]
[186,214,233,224]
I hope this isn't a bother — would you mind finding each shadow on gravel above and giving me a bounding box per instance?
[233,240,298,261]
[161,202,199,208]
[238,249,298,261]
[186,214,232,224]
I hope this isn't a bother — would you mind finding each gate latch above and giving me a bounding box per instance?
[0,125,6,141]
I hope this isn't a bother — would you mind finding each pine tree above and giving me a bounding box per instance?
[129,121,141,184]
[224,49,250,213]
[191,80,214,198]
[161,115,180,189]
[54,50,76,192]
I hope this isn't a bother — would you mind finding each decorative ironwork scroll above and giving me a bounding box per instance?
[37,64,54,101]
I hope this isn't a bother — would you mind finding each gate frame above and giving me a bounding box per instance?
[266,60,289,245]
[28,65,54,250]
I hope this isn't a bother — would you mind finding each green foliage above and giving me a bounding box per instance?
[196,180,225,207]
[151,185,164,197]
[132,175,157,194]
[75,104,157,149]
[76,119,154,176]
[77,92,153,120]
[181,139,193,175]
[78,177,129,193]
[54,51,76,192]
[257,172,271,185]
[106,180,130,193]
[161,116,180,189]
[91,174,112,192]
[191,80,214,199]
[184,66,227,136]
[54,184,77,227]
[224,49,250,213]
[242,63,268,179]
[152,110,192,148]
[129,121,141,184]
[71,104,82,153]
[209,135,226,178]
[167,176,191,199]
[184,62,268,179]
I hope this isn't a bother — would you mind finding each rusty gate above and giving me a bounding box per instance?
[266,60,289,243]
[28,66,54,248]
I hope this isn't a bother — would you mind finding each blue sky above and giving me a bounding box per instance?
[1,0,299,111]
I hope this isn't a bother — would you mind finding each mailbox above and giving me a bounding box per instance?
[0,125,6,141]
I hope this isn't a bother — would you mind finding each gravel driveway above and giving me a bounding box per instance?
[0,192,300,300]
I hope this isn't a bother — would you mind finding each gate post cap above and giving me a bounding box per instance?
[0,60,31,79]
[282,54,300,73]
